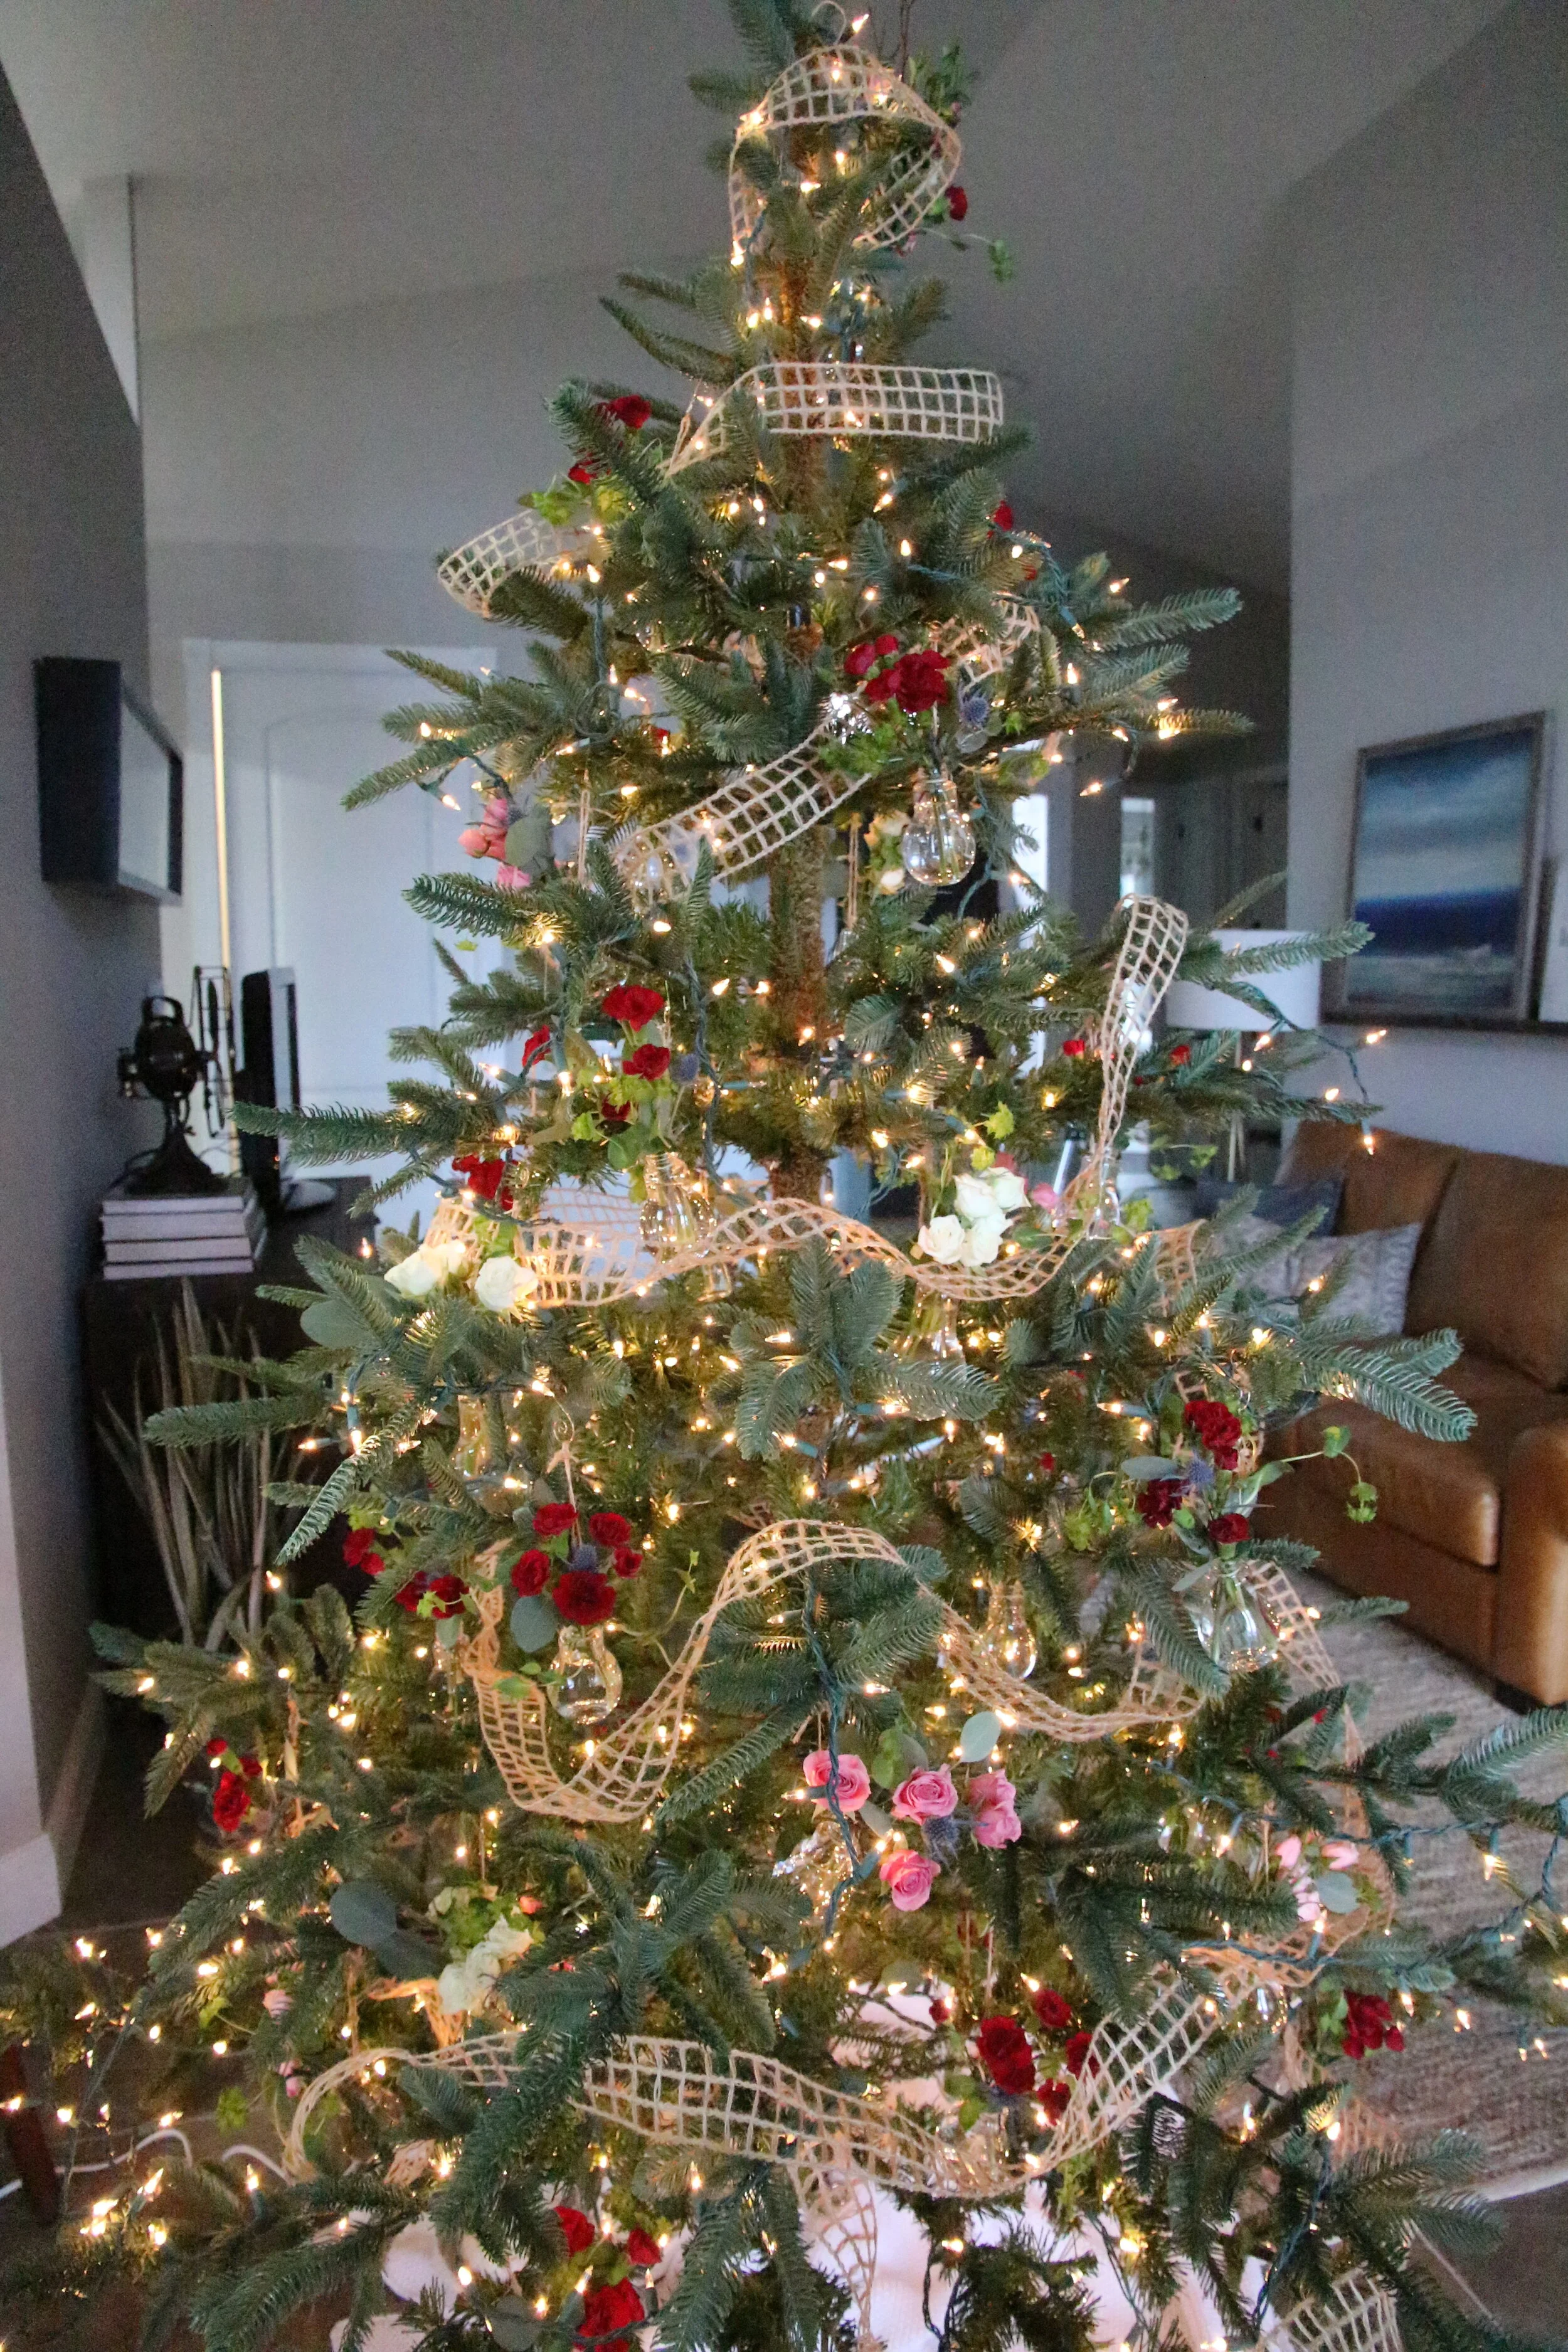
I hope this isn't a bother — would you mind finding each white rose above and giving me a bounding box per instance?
[983,1167,1029,1214]
[385,1249,440,1298]
[473,1254,538,1314]
[427,1237,472,1277]
[958,1214,1006,1267]
[916,1214,968,1265]
[951,1172,996,1222]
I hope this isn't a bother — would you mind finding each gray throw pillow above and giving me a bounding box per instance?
[1212,1216,1421,1336]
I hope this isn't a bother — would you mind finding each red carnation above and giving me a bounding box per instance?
[1064,2030,1098,2078]
[579,2279,644,2341]
[601,394,652,430]
[1207,1513,1251,1547]
[567,462,596,485]
[599,1097,633,1128]
[553,1569,617,1626]
[975,2015,1035,2096]
[1136,1478,1185,1530]
[601,983,665,1029]
[1184,1397,1244,1471]
[612,1545,642,1579]
[947,184,969,221]
[342,1527,381,1569]
[521,1024,553,1072]
[1061,1037,1086,1059]
[212,1771,252,1834]
[240,1754,263,1779]
[625,2228,662,2269]
[511,1549,551,1597]
[532,1503,578,1539]
[1039,2077,1073,2125]
[426,1574,468,1620]
[992,501,1014,531]
[1031,1986,1074,2033]
[1037,1451,1056,1477]
[623,1042,671,1081]
[929,1996,951,2025]
[1170,1042,1192,1065]
[453,1153,510,1204]
[393,1571,430,1612]
[206,1737,228,1759]
[1342,1992,1402,2060]
[845,634,898,680]
[553,2205,595,2255]
[891,648,951,713]
[589,1512,633,1547]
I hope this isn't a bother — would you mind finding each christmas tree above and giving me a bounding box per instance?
[10,9,1568,2350]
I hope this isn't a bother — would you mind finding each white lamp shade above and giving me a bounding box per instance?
[1163,929,1321,1032]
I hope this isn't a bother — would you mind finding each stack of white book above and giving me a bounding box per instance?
[101,1177,265,1281]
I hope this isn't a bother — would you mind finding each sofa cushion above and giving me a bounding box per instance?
[1406,1150,1568,1390]
[1274,1353,1568,1568]
[1276,1123,1461,1241]
[1192,1175,1343,1231]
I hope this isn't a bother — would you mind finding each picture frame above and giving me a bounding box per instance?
[1324,711,1547,1029]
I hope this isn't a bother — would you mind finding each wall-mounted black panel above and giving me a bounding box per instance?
[36,655,183,901]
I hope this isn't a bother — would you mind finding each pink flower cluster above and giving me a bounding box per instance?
[1278,1832,1359,1926]
[968,1769,1022,1847]
[457,793,529,891]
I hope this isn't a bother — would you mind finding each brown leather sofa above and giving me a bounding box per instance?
[1260,1124,1568,1707]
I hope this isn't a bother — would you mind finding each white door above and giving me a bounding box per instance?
[169,641,497,1211]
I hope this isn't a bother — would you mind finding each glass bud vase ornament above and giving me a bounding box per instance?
[901,774,975,888]
[640,1152,731,1298]
[980,1578,1039,1680]
[1207,1573,1278,1674]
[894,1292,965,1365]
[455,1394,515,1518]
[548,1624,623,1727]
[771,1823,852,1921]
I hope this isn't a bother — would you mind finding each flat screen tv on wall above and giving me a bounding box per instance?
[36,655,183,902]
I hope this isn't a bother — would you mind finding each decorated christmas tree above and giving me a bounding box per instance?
[10,8,1568,2350]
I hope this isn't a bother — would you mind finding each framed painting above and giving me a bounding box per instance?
[1325,712,1547,1027]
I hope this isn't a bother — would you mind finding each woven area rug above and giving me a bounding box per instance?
[1300,1571,1568,2188]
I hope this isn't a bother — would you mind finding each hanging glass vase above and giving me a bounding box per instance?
[901,774,975,888]
[771,1822,853,1921]
[548,1623,623,1727]
[640,1152,731,1298]
[894,1292,965,1365]
[455,1394,517,1519]
[1205,1572,1278,1674]
[980,1578,1039,1680]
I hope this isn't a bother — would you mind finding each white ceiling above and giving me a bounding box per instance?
[0,0,1512,588]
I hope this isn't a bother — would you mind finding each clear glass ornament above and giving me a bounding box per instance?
[548,1623,623,1726]
[455,1394,517,1518]
[640,1152,732,1298]
[771,1822,852,1920]
[901,775,975,888]
[1206,1574,1278,1673]
[980,1579,1039,1680]
[894,1293,965,1364]
[623,835,687,909]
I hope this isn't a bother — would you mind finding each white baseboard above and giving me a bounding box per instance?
[0,1831,60,1947]
[46,1680,105,1902]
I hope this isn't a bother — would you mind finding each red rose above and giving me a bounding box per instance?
[992,501,1014,531]
[553,1569,617,1626]
[601,394,652,430]
[240,1755,263,1780]
[891,648,951,713]
[1136,1478,1185,1530]
[1061,1037,1086,1059]
[1039,2077,1073,2125]
[533,1503,579,1539]
[1031,1986,1074,2033]
[599,1098,633,1128]
[521,1024,553,1072]
[601,983,665,1029]
[1170,1042,1192,1065]
[511,1549,551,1597]
[623,1042,671,1081]
[612,1546,642,1579]
[1207,1513,1251,1547]
[212,1771,252,1834]
[625,2228,662,2269]
[342,1527,381,1569]
[1064,2030,1098,2077]
[206,1737,228,1759]
[568,462,596,485]
[1184,1397,1244,1470]
[579,2279,644,2341]
[589,1512,633,1547]
[975,2015,1034,2096]
[553,2205,595,2255]
[426,1574,467,1619]
[393,1571,430,1612]
[947,184,968,221]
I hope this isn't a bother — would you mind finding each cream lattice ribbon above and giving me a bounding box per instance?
[667,362,1003,477]
[437,509,591,620]
[613,696,871,889]
[728,42,960,258]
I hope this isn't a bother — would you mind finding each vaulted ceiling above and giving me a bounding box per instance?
[0,0,1509,588]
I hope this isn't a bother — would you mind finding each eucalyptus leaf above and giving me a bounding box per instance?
[511,1594,562,1653]
[1315,1872,1359,1915]
[1122,1456,1184,1483]
[300,1296,373,1349]
[329,1880,399,1949]
[376,1927,446,1979]
[958,1710,1002,1763]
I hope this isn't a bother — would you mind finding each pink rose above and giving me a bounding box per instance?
[879,1850,941,1911]
[494,864,531,890]
[891,1765,958,1823]
[968,1769,1022,1848]
[802,1749,871,1813]
[1323,1839,1359,1871]
[457,824,491,857]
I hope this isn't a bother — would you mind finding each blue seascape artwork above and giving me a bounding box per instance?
[1342,724,1537,1016]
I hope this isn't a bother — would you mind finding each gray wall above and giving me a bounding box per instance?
[1288,0,1568,1160]
[0,68,159,1932]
